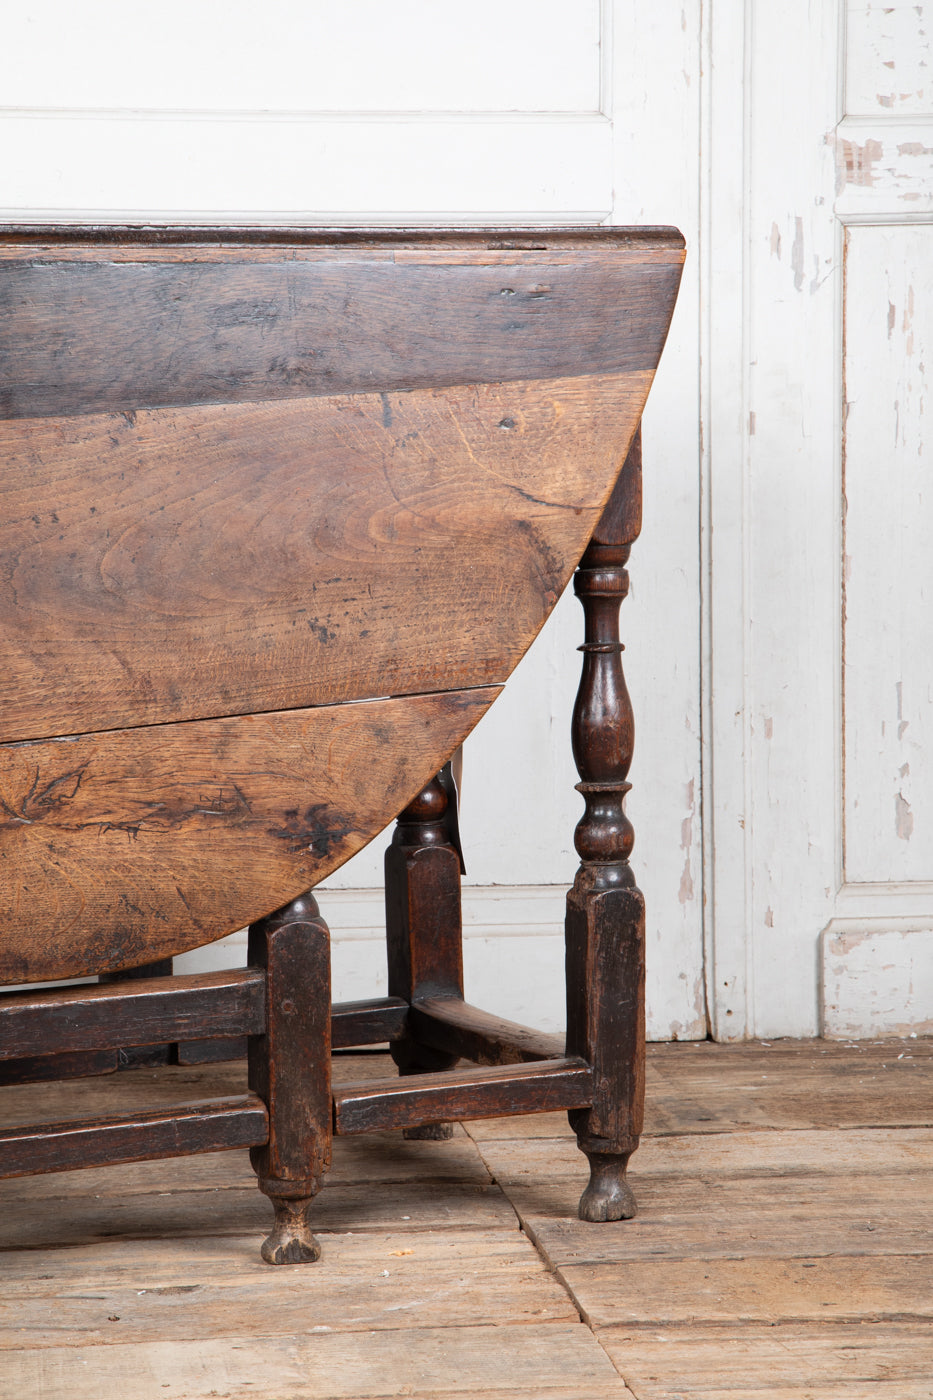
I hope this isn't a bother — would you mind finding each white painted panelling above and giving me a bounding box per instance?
[705,0,843,1039]
[844,224,933,884]
[699,0,751,1040]
[836,879,933,917]
[707,0,931,1039]
[846,1,931,116]
[324,589,582,897]
[174,887,571,1033]
[328,933,570,1034]
[821,922,933,1036]
[834,119,933,218]
[608,1,706,1041]
[0,113,612,223]
[2,2,601,113]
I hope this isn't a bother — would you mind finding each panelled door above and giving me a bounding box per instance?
[707,0,933,1038]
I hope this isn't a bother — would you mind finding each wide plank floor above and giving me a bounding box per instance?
[1,1039,930,1398]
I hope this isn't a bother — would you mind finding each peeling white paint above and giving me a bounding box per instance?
[792,216,806,291]
[821,924,933,1038]
[678,778,696,905]
[845,228,931,884]
[895,790,914,841]
[846,0,931,116]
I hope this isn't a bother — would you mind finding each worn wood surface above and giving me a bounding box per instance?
[334,1057,593,1135]
[466,1038,933,1400]
[0,371,646,744]
[0,1328,635,1400]
[0,1049,118,1085]
[0,228,683,1020]
[409,997,564,1065]
[602,1321,933,1398]
[0,231,683,420]
[0,1228,576,1346]
[331,997,409,1048]
[565,432,646,1222]
[0,688,492,982]
[0,1096,268,1178]
[383,777,465,1139]
[0,1041,930,1397]
[247,898,332,1264]
[0,969,265,1059]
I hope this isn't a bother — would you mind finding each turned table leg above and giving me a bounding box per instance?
[247,892,332,1263]
[385,774,463,1140]
[565,427,646,1222]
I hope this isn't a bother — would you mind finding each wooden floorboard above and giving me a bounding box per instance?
[468,1037,933,1400]
[1,1040,930,1397]
[0,1326,635,1400]
[0,1228,578,1347]
[601,1321,933,1398]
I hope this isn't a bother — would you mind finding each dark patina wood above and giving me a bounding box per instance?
[0,689,494,985]
[0,229,683,421]
[0,1049,118,1086]
[0,1097,268,1178]
[385,777,465,1140]
[408,999,564,1066]
[0,226,683,1265]
[565,429,647,1221]
[331,998,409,1049]
[0,969,265,1060]
[247,895,332,1265]
[334,1057,594,1135]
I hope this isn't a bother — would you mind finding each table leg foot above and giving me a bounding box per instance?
[578,1148,637,1222]
[260,1190,321,1265]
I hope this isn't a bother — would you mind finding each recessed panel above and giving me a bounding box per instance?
[2,1,601,114]
[846,1,931,116]
[843,224,932,883]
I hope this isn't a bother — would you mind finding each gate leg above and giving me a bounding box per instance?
[385,775,464,1141]
[565,428,646,1222]
[247,892,332,1263]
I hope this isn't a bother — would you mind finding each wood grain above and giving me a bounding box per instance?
[0,688,495,983]
[0,1228,575,1345]
[0,372,646,743]
[474,1125,933,1176]
[0,231,684,419]
[0,969,265,1059]
[246,902,332,1264]
[0,1097,268,1178]
[499,1170,933,1264]
[0,1326,634,1400]
[409,997,565,1065]
[332,997,409,1048]
[334,1058,593,1134]
[645,1037,933,1132]
[601,1321,933,1396]
[0,1043,929,1397]
[558,1254,933,1327]
[0,1181,514,1252]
